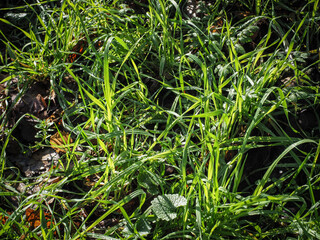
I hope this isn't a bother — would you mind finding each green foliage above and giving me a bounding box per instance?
[0,0,320,239]
[151,194,187,221]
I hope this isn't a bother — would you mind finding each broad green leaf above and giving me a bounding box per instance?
[151,194,187,221]
[234,43,246,55]
[138,171,160,195]
[122,218,151,237]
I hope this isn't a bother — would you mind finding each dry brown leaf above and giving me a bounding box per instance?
[0,211,11,224]
[25,208,58,236]
[50,131,73,154]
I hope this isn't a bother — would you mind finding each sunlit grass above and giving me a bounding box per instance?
[0,0,320,239]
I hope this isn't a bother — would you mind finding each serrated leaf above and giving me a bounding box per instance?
[151,194,187,221]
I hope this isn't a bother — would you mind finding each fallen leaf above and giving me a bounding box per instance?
[0,211,11,224]
[50,131,73,154]
[25,208,53,230]
[10,148,60,178]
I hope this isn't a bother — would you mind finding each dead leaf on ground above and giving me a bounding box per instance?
[50,131,73,154]
[0,211,11,224]
[25,208,59,237]
[9,148,60,178]
[12,81,53,119]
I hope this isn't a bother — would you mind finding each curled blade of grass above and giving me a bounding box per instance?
[254,139,318,196]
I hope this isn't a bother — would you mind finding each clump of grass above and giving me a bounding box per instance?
[0,0,320,239]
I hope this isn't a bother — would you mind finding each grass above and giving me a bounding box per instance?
[0,0,320,239]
